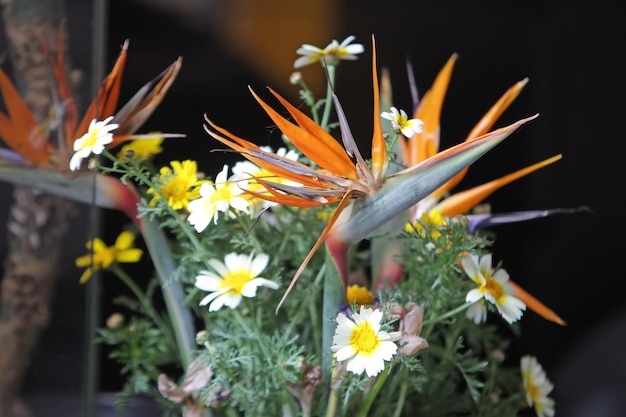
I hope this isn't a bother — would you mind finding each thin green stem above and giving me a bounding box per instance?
[232,306,272,360]
[324,385,339,417]
[295,79,320,125]
[422,301,471,338]
[355,365,392,417]
[111,264,171,341]
[320,64,336,131]
[391,369,409,417]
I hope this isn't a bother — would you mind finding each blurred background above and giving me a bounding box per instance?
[1,0,623,416]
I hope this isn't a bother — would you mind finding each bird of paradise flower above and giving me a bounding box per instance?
[370,53,565,325]
[0,28,196,367]
[203,36,539,318]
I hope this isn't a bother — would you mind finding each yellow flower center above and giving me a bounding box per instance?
[525,378,539,401]
[482,273,504,300]
[221,269,253,295]
[81,128,101,149]
[213,187,232,202]
[91,246,116,269]
[350,321,380,355]
[164,177,190,199]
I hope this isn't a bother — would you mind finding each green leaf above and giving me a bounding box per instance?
[328,115,538,247]
[0,165,139,217]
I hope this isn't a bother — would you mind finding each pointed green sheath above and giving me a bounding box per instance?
[0,166,139,216]
[328,115,538,248]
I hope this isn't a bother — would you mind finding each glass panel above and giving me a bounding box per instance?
[0,1,105,415]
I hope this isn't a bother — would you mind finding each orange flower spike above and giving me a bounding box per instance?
[73,39,129,140]
[276,192,354,313]
[35,23,79,143]
[204,117,331,188]
[242,175,341,208]
[110,56,183,144]
[440,78,530,196]
[436,154,563,217]
[466,78,529,141]
[369,36,387,183]
[408,54,457,166]
[510,281,566,325]
[0,70,51,166]
[250,88,357,179]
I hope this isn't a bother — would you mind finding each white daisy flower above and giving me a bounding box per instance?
[331,306,402,377]
[466,299,488,324]
[187,164,249,232]
[381,107,424,138]
[194,252,278,312]
[294,35,364,68]
[69,116,118,171]
[461,253,526,324]
[521,355,555,417]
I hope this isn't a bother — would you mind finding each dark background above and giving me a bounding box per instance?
[100,1,625,416]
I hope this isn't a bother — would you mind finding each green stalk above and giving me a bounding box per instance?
[391,368,409,417]
[140,216,195,368]
[111,264,172,343]
[320,64,336,131]
[321,245,346,393]
[324,386,339,417]
[355,365,392,417]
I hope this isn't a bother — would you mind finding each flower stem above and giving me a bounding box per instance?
[324,385,339,417]
[111,264,171,342]
[356,365,391,417]
[391,368,408,417]
[320,64,336,131]
[422,302,471,330]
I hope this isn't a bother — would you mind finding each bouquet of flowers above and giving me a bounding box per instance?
[1,32,571,417]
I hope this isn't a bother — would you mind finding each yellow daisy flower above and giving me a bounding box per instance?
[346,285,375,306]
[147,160,204,210]
[117,135,164,160]
[75,230,143,284]
[407,208,447,239]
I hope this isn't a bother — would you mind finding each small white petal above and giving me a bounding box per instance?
[194,273,222,292]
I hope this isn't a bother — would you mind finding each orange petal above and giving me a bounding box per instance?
[35,23,80,144]
[466,78,529,141]
[204,118,330,188]
[510,281,566,325]
[275,192,353,313]
[110,56,183,142]
[439,78,530,195]
[436,154,562,217]
[370,35,387,182]
[408,54,457,166]
[0,69,51,166]
[251,87,357,179]
[73,39,129,139]
[243,176,340,208]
